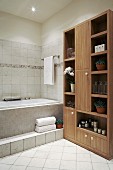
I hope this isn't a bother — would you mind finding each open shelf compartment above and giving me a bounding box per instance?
[91,13,107,35]
[64,28,75,59]
[77,111,107,137]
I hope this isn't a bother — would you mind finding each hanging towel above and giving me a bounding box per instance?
[36,116,56,127]
[35,124,56,133]
[44,56,54,85]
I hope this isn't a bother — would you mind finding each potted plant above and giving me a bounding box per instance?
[95,59,106,71]
[64,66,75,92]
[56,119,63,129]
[94,99,107,114]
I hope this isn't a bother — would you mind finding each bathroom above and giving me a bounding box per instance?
[0,0,113,170]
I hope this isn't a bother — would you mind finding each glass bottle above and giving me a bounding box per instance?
[103,81,107,94]
[93,81,98,93]
[98,81,103,94]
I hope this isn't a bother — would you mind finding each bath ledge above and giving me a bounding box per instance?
[0,129,63,145]
[0,128,64,158]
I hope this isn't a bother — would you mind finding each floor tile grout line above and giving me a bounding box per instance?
[90,151,94,170]
[58,139,65,170]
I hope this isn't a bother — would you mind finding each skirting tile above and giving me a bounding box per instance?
[55,128,63,140]
[46,131,55,143]
[11,140,24,154]
[0,143,10,158]
[24,137,35,150]
[36,134,45,146]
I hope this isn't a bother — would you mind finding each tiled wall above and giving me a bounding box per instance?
[0,39,42,100]
[41,38,63,102]
[0,38,63,102]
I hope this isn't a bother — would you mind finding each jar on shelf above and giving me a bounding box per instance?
[93,81,98,93]
[103,81,107,94]
[67,48,74,58]
[98,81,103,94]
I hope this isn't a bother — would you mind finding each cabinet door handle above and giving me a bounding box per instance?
[71,112,74,115]
[85,72,88,76]
[85,134,87,138]
[91,137,93,140]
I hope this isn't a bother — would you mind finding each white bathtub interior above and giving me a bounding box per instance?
[0,98,61,110]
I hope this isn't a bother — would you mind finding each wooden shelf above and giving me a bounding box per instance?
[91,50,107,56]
[91,70,108,74]
[64,57,75,61]
[77,110,107,118]
[64,92,75,95]
[64,106,75,110]
[77,127,107,140]
[91,30,107,39]
[91,94,107,98]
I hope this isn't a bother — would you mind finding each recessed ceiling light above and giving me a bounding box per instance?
[32,7,36,12]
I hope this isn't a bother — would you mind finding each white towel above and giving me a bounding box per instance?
[44,56,54,85]
[35,124,56,133]
[36,117,56,127]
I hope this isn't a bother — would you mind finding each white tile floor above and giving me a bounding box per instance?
[0,139,113,170]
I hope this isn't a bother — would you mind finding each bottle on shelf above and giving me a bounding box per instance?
[98,81,103,94]
[103,81,107,94]
[93,81,98,93]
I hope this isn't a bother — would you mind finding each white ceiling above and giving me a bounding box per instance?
[0,0,73,23]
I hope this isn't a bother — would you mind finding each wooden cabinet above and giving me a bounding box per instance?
[64,107,75,141]
[76,21,90,70]
[76,128,108,156]
[76,21,90,112]
[76,70,90,112]
[63,9,113,159]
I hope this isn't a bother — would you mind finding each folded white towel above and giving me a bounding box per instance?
[35,124,56,133]
[36,117,56,127]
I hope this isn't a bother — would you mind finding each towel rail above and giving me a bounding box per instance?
[41,55,60,60]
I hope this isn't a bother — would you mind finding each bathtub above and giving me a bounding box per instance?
[0,98,60,110]
[0,98,63,139]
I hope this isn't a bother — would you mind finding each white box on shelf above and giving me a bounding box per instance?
[98,45,101,52]
[95,46,98,53]
[101,44,106,51]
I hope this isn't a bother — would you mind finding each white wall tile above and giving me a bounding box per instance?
[0,39,3,46]
[3,40,12,47]
[3,85,11,94]
[0,46,2,55]
[3,46,12,55]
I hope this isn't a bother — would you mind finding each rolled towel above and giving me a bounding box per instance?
[35,124,56,133]
[36,116,56,127]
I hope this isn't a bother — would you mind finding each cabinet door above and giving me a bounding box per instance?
[76,21,90,70]
[77,129,90,147]
[96,137,108,155]
[76,70,90,111]
[90,135,108,155]
[64,107,75,141]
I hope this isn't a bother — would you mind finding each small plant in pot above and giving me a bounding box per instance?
[94,99,107,114]
[95,59,106,71]
[56,119,63,129]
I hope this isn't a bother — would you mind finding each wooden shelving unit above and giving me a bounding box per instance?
[91,70,108,74]
[91,50,107,56]
[77,110,107,118]
[64,92,75,95]
[63,9,113,159]
[91,94,107,98]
